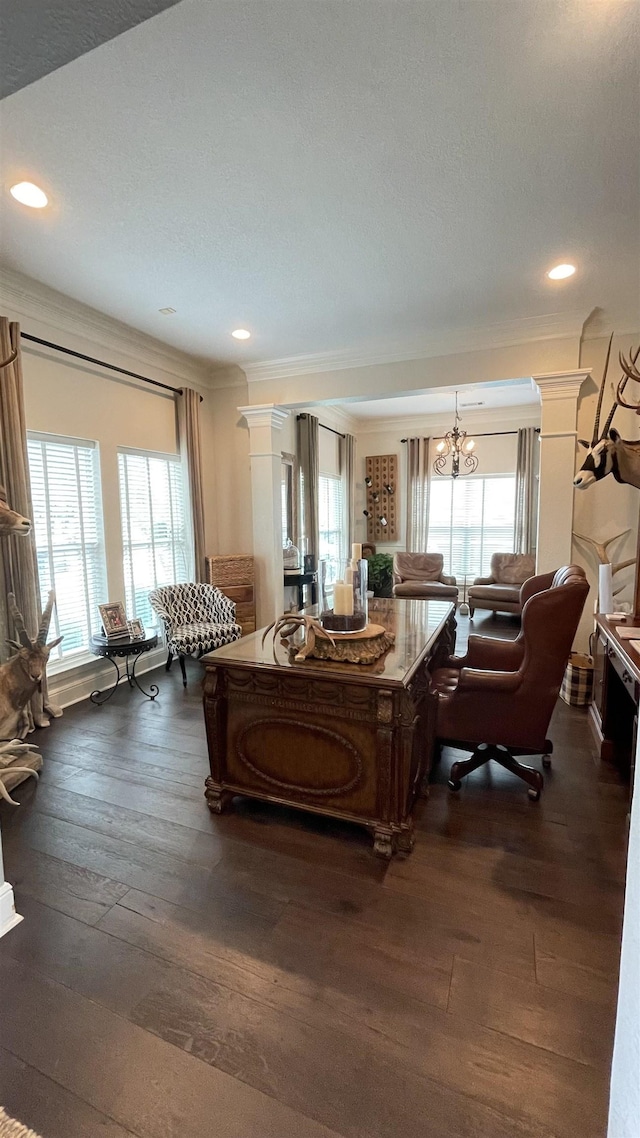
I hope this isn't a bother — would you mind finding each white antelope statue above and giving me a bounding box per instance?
[574,341,640,490]
[0,484,31,536]
[0,592,62,804]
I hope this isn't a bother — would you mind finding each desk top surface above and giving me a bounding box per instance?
[202,597,454,688]
[596,614,640,685]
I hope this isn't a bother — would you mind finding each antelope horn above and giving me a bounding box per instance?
[37,590,56,646]
[591,333,614,445]
[8,593,32,648]
[615,345,640,414]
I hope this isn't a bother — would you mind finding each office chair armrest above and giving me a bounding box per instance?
[470,574,495,587]
[462,635,524,671]
[457,667,522,693]
[441,574,457,586]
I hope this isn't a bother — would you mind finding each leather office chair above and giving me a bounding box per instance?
[431,565,589,800]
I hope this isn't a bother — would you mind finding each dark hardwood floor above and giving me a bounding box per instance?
[0,613,629,1138]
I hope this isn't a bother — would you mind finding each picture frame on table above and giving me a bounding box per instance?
[128,618,145,639]
[98,601,129,637]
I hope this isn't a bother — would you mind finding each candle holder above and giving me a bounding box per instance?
[320,557,368,634]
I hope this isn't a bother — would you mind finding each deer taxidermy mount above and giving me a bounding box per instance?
[574,339,640,490]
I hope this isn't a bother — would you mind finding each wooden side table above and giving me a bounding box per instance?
[89,632,159,704]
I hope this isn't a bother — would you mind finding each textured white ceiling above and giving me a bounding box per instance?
[0,0,182,98]
[347,379,539,420]
[1,0,638,366]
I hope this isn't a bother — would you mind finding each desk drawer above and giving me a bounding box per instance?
[607,643,639,700]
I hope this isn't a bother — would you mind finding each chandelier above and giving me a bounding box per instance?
[433,391,478,479]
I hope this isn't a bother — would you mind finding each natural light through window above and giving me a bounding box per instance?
[427,475,517,579]
[118,449,190,629]
[318,472,345,584]
[27,432,107,663]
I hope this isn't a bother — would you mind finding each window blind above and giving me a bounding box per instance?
[318,472,345,583]
[427,475,517,579]
[118,449,189,628]
[27,432,107,663]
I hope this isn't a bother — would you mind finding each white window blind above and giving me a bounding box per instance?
[318,472,344,583]
[118,449,189,628]
[427,475,517,579]
[27,432,107,663]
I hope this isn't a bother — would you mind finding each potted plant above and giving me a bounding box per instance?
[367,553,394,598]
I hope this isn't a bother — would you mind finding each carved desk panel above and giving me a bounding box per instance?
[201,598,455,857]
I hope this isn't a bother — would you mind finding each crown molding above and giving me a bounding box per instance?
[238,404,290,430]
[532,369,591,402]
[353,402,541,435]
[243,311,587,383]
[0,266,217,390]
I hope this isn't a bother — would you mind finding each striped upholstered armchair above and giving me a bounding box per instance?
[149,582,242,686]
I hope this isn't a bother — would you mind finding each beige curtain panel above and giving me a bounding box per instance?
[340,432,356,554]
[405,437,431,552]
[514,426,538,556]
[0,316,60,727]
[179,387,206,582]
[296,413,319,564]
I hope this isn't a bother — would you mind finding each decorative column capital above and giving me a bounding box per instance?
[531,369,591,403]
[238,404,289,431]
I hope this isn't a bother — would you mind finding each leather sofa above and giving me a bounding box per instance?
[392,553,459,601]
[468,552,536,617]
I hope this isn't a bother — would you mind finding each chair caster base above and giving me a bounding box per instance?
[542,755,552,769]
[528,787,541,801]
[448,779,462,792]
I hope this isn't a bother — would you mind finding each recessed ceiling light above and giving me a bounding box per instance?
[9,181,48,208]
[231,328,251,340]
[547,263,576,280]
[158,307,176,315]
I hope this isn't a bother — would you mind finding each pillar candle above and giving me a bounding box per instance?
[344,566,354,585]
[333,582,354,616]
[352,543,362,562]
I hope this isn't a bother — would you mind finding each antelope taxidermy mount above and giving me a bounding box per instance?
[0,591,62,742]
[0,484,31,536]
[574,339,640,490]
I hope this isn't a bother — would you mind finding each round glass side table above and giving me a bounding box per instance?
[89,631,159,704]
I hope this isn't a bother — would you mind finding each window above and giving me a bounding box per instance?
[27,432,107,663]
[118,449,190,628]
[427,475,517,579]
[318,473,344,583]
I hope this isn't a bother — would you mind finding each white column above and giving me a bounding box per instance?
[0,824,22,937]
[238,404,289,628]
[532,370,590,573]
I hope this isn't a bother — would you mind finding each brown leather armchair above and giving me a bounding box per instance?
[392,553,459,601]
[432,565,589,799]
[468,552,536,617]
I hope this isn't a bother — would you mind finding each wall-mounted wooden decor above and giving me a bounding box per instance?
[365,455,398,542]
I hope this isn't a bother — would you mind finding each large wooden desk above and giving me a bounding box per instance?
[590,615,639,788]
[201,598,455,857]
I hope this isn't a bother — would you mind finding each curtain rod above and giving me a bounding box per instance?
[400,429,540,442]
[297,413,345,439]
[20,332,203,402]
